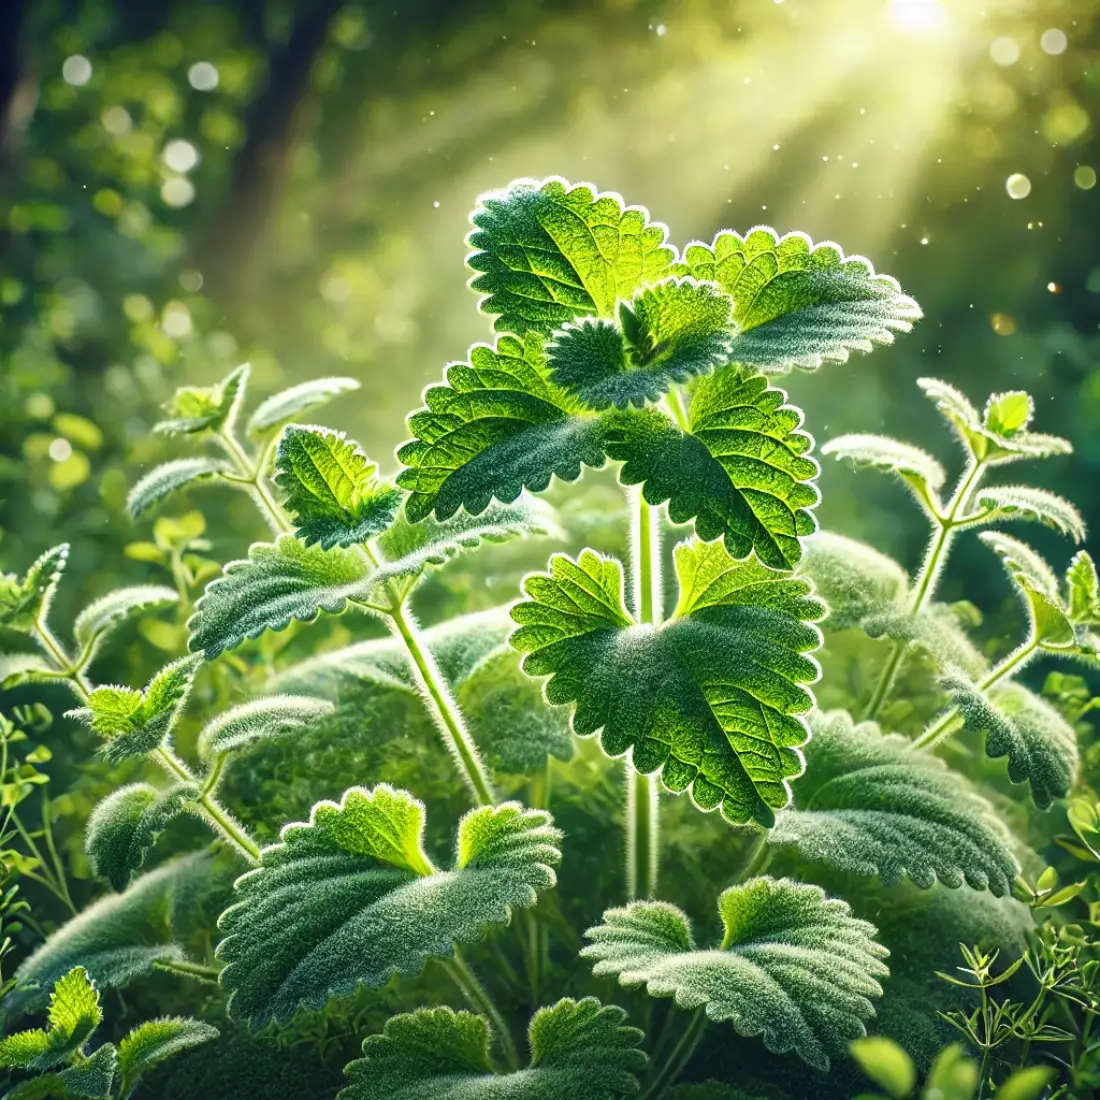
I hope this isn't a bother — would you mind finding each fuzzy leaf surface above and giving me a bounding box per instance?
[583,877,888,1070]
[397,332,607,523]
[118,1017,220,1092]
[85,783,198,892]
[820,433,945,508]
[467,176,676,335]
[799,532,908,630]
[154,364,249,436]
[73,585,179,660]
[197,695,335,760]
[371,497,560,595]
[126,458,234,519]
[546,278,736,410]
[863,603,987,679]
[919,378,1071,465]
[0,544,68,632]
[67,656,200,763]
[770,710,1017,893]
[274,426,402,549]
[2,857,205,1018]
[0,967,101,1071]
[1067,551,1100,625]
[3,1042,120,1100]
[511,542,823,826]
[944,679,1078,809]
[606,370,819,569]
[247,377,360,437]
[968,486,1086,543]
[217,786,562,1026]
[187,536,371,659]
[678,228,921,371]
[340,997,645,1100]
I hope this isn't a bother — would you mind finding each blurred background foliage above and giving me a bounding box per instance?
[0,1,1098,1093]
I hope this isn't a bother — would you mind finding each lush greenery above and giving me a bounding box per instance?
[1,171,1098,1100]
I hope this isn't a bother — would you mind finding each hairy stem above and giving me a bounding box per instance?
[217,428,292,536]
[627,489,662,900]
[734,829,771,884]
[643,1008,707,1100]
[863,458,987,721]
[441,951,521,1072]
[912,635,1041,751]
[153,957,222,982]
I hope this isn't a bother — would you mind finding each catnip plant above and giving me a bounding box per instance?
[0,177,1095,1100]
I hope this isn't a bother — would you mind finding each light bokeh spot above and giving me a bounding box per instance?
[1040,29,1068,56]
[1005,173,1031,199]
[188,61,219,91]
[989,37,1020,66]
[62,55,93,86]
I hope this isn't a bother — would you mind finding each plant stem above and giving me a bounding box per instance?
[642,1008,707,1100]
[389,601,495,806]
[627,490,661,901]
[912,636,1041,751]
[441,951,521,1072]
[153,957,222,982]
[863,458,987,721]
[217,428,292,535]
[734,830,771,884]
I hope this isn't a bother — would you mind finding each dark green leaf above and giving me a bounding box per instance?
[799,532,908,631]
[606,369,819,569]
[583,877,889,1070]
[118,1017,220,1094]
[217,786,562,1027]
[678,228,921,371]
[396,332,607,523]
[187,536,371,659]
[467,176,676,335]
[510,541,823,827]
[340,997,645,1100]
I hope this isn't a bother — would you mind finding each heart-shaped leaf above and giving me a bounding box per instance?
[467,176,676,335]
[274,426,403,550]
[510,540,823,827]
[606,369,819,569]
[340,998,646,1100]
[396,332,608,524]
[770,710,1017,894]
[583,877,889,1070]
[677,228,921,372]
[217,785,562,1027]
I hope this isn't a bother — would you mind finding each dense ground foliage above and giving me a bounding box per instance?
[2,175,1099,1100]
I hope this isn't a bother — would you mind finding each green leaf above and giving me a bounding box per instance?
[67,656,200,763]
[396,332,607,524]
[0,967,101,1071]
[2,856,206,1018]
[995,1065,1057,1100]
[197,695,335,760]
[678,227,921,372]
[273,426,402,550]
[0,652,56,690]
[606,369,819,569]
[511,542,823,827]
[118,1017,219,1094]
[820,433,945,507]
[968,486,1086,543]
[126,458,234,519]
[4,1042,120,1100]
[849,1036,916,1100]
[217,786,562,1026]
[769,711,1017,894]
[583,876,889,1071]
[247,377,360,437]
[919,378,1071,465]
[546,277,737,410]
[944,679,1078,809]
[85,783,198,892]
[1067,551,1100,625]
[863,603,988,679]
[155,364,249,435]
[799,532,908,630]
[187,536,371,659]
[467,176,676,335]
[370,497,560,596]
[73,585,179,660]
[0,544,68,633]
[923,1044,978,1100]
[340,997,645,1100]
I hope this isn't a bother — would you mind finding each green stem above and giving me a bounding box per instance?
[442,951,521,1072]
[863,458,987,721]
[734,830,771,884]
[39,791,75,914]
[217,428,292,535]
[642,1008,707,1100]
[389,602,495,806]
[664,388,691,434]
[153,957,222,982]
[912,636,1040,751]
[627,490,661,901]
